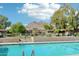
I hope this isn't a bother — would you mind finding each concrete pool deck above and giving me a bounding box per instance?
[0,36,79,45]
[0,41,79,45]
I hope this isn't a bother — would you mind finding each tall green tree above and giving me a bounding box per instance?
[44,24,53,30]
[9,22,26,35]
[0,15,11,29]
[51,5,67,35]
[51,4,79,36]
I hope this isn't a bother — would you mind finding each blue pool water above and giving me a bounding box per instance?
[0,42,79,56]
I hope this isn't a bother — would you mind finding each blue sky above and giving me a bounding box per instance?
[0,3,79,25]
[0,3,39,25]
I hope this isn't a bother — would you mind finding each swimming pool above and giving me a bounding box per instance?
[0,42,79,56]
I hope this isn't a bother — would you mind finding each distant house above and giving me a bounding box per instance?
[27,22,45,30]
[26,22,46,35]
[0,29,6,37]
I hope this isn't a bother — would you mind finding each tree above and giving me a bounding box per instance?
[51,6,67,35]
[51,4,79,36]
[9,22,26,35]
[44,23,53,30]
[0,24,4,29]
[0,15,11,29]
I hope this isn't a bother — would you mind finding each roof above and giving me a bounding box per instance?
[26,22,46,30]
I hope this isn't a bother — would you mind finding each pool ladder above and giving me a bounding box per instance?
[31,49,35,56]
[22,49,35,56]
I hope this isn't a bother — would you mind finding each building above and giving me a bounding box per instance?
[26,21,46,35]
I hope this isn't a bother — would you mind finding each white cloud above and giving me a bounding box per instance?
[18,3,61,20]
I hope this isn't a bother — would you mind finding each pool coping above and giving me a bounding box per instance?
[0,41,79,45]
